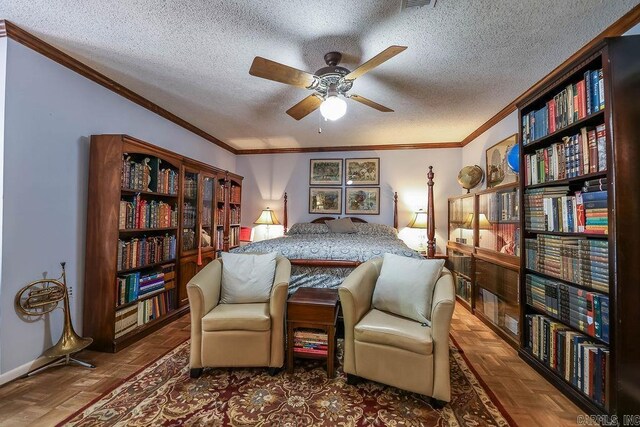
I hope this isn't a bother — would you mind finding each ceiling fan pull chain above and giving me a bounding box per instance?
[318,110,322,133]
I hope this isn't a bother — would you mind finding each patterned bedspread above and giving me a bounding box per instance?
[231,223,420,293]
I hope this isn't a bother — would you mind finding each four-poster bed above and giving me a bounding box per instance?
[232,166,437,292]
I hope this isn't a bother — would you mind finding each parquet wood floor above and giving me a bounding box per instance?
[0,306,585,426]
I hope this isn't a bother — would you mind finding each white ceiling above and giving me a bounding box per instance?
[3,0,639,150]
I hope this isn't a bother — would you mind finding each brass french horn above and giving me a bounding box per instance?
[16,262,95,377]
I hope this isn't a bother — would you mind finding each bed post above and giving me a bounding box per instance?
[393,192,398,230]
[427,166,436,258]
[283,192,288,233]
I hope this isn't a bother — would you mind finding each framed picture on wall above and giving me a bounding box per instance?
[345,187,380,215]
[485,134,518,188]
[309,159,343,185]
[309,187,342,214]
[345,158,380,185]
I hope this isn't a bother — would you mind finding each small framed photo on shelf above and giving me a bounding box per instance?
[345,187,380,215]
[309,159,343,186]
[309,187,342,214]
[345,158,380,185]
[486,134,518,188]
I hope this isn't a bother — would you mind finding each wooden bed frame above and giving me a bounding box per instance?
[282,166,437,267]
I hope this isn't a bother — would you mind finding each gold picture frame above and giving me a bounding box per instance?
[486,134,518,188]
[345,187,380,215]
[345,158,380,186]
[309,187,342,214]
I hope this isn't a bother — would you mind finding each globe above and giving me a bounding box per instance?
[457,165,484,193]
[507,144,520,174]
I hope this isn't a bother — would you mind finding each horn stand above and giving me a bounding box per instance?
[17,262,95,378]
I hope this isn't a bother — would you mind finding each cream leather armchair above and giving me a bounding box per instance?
[187,255,291,378]
[339,258,455,406]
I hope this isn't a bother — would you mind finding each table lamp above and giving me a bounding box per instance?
[407,209,429,253]
[254,207,280,240]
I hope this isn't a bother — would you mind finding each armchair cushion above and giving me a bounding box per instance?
[220,252,278,303]
[355,309,433,355]
[202,303,270,332]
[372,253,445,324]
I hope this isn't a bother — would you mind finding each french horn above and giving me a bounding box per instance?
[16,262,95,377]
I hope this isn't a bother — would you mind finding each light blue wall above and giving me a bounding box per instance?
[0,39,235,376]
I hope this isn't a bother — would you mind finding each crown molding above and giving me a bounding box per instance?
[460,3,640,147]
[0,20,238,154]
[236,141,462,155]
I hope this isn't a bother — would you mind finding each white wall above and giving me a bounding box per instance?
[236,148,462,254]
[0,39,235,379]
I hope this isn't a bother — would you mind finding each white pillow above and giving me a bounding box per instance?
[372,253,445,324]
[220,252,278,303]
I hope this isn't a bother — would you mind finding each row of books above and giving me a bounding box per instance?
[230,185,241,204]
[455,275,472,302]
[293,329,328,356]
[217,208,225,226]
[525,274,609,343]
[229,226,240,247]
[114,292,176,338]
[217,182,225,202]
[117,234,177,271]
[121,154,178,195]
[524,187,607,234]
[119,197,178,230]
[183,203,197,228]
[526,314,609,409]
[202,206,212,227]
[481,190,519,222]
[522,68,605,145]
[448,254,471,279]
[524,235,609,292]
[230,207,241,224]
[184,177,198,199]
[117,271,167,305]
[524,125,606,185]
[216,229,224,250]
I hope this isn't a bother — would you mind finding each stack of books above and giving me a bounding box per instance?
[526,314,609,409]
[582,190,608,234]
[525,274,609,342]
[117,272,166,305]
[524,235,609,292]
[522,68,604,145]
[293,329,328,356]
[524,124,607,185]
[115,305,138,338]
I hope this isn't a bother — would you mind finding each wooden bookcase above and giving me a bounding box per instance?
[447,185,521,349]
[517,36,640,416]
[84,135,242,352]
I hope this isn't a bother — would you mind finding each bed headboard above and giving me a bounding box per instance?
[310,217,368,224]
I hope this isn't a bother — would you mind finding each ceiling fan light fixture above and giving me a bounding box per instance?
[320,95,347,121]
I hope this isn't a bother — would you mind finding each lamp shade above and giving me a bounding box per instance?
[478,213,492,229]
[407,209,429,229]
[254,207,280,225]
[461,213,475,230]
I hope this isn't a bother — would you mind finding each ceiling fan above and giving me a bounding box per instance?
[249,46,407,121]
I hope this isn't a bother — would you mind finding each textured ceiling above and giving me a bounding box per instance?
[2,0,639,150]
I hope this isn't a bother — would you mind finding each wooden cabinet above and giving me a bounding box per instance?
[83,134,242,352]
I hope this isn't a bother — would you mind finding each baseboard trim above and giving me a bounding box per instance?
[0,355,50,386]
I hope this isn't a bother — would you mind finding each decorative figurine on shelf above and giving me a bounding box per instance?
[143,157,152,192]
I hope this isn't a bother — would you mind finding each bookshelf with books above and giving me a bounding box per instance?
[517,36,640,416]
[447,194,476,310]
[84,134,243,352]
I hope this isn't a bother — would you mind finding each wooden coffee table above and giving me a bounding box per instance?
[286,288,339,378]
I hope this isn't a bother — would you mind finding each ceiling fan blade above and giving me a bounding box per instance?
[344,45,407,80]
[286,94,323,120]
[249,57,318,88]
[350,94,394,112]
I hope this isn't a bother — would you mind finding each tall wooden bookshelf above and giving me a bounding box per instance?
[84,135,242,352]
[517,36,640,416]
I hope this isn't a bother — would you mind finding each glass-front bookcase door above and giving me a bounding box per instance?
[448,195,475,246]
[182,170,199,252]
[477,184,520,256]
[201,175,214,250]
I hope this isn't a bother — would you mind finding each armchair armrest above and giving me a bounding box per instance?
[269,256,291,367]
[186,259,222,369]
[430,268,455,402]
[338,258,382,374]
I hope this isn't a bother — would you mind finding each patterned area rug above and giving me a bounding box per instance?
[60,338,514,426]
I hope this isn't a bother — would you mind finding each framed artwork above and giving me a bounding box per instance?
[345,158,380,185]
[486,134,518,188]
[309,187,342,214]
[345,187,380,215]
[309,159,343,186]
